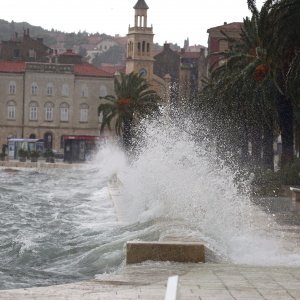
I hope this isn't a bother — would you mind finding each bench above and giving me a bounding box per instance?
[289,187,300,202]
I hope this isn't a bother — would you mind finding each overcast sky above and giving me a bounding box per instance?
[2,0,264,47]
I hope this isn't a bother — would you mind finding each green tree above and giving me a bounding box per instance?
[98,72,160,150]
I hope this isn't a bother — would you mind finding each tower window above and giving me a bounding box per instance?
[142,41,145,53]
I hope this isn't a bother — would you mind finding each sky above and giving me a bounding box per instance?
[1,0,264,47]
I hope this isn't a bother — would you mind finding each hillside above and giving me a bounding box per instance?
[0,19,113,48]
[0,19,175,66]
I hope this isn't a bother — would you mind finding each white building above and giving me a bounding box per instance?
[0,56,114,152]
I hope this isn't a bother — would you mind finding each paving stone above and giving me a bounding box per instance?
[1,263,300,299]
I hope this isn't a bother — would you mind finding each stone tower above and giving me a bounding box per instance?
[126,0,154,80]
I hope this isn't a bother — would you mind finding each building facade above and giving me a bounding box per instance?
[0,29,52,62]
[126,0,208,103]
[0,58,114,152]
[207,22,243,71]
[153,43,207,102]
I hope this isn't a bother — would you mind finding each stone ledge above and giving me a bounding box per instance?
[126,241,205,264]
[0,160,82,169]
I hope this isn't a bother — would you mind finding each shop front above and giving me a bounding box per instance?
[63,135,100,163]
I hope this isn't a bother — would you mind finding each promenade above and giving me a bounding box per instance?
[1,262,300,299]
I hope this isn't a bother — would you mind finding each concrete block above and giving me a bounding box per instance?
[126,241,205,264]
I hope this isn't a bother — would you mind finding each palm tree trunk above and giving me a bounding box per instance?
[277,94,294,167]
[239,122,250,165]
[262,122,274,170]
[250,126,262,166]
[122,117,133,151]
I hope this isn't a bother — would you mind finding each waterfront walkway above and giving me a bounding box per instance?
[1,262,300,299]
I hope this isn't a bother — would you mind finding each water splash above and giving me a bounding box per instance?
[95,109,300,266]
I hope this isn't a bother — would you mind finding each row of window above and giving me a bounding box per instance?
[7,101,90,123]
[7,81,108,97]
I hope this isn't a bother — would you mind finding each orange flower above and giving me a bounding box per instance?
[118,98,130,105]
[254,64,269,81]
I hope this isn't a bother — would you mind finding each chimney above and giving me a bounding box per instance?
[163,43,170,50]
[224,22,227,25]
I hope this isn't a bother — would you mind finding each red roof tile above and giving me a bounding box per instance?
[0,60,25,73]
[74,63,113,77]
[98,64,125,75]
[207,22,243,32]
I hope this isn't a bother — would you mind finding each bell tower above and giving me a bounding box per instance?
[126,0,154,80]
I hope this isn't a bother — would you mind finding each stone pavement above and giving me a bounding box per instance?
[1,262,300,300]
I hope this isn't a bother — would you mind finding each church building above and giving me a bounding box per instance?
[126,0,172,102]
[126,0,207,103]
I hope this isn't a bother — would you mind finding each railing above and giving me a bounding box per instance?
[26,63,74,73]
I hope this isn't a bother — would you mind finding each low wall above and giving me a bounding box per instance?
[0,160,82,169]
[126,241,205,264]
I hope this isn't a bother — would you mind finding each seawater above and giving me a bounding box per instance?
[1,111,300,289]
[0,167,160,289]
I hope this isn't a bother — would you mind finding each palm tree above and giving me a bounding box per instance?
[98,72,160,150]
[198,0,278,169]
[269,0,300,165]
[200,0,300,168]
[247,0,300,166]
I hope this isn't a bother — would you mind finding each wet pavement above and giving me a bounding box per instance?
[1,262,300,299]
